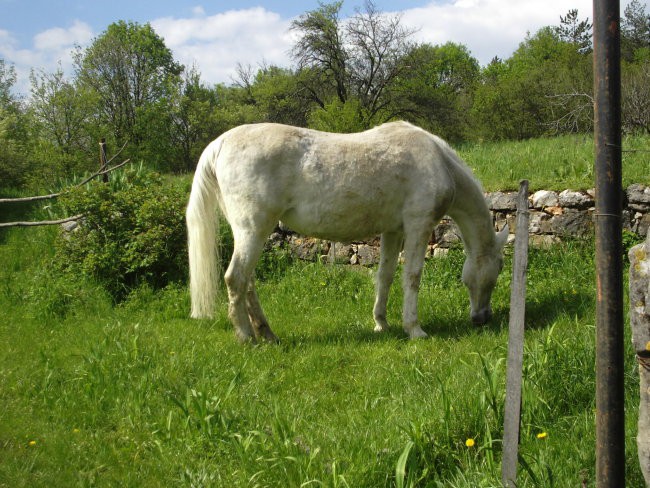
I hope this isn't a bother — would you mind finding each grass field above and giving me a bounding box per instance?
[1,133,648,486]
[0,224,645,487]
[458,133,650,191]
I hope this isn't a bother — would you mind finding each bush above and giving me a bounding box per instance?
[56,170,190,300]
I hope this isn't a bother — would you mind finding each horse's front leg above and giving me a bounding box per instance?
[246,277,279,343]
[373,232,402,333]
[401,226,431,339]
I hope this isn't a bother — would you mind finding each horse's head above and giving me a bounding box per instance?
[462,225,509,325]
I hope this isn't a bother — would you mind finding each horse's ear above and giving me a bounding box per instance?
[496,224,509,249]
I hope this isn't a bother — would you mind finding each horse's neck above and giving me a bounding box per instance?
[446,164,495,256]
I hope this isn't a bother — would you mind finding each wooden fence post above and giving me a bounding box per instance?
[628,233,650,486]
[99,139,109,183]
[502,179,529,487]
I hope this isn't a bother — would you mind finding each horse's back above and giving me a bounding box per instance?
[214,122,456,241]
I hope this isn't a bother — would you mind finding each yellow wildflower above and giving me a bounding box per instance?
[28,440,37,447]
[536,432,548,439]
[465,438,475,447]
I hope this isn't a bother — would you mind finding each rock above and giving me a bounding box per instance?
[529,211,552,234]
[529,235,561,248]
[433,220,461,247]
[330,242,353,263]
[627,184,650,206]
[289,236,323,261]
[432,247,449,258]
[543,206,564,216]
[357,244,380,266]
[61,220,78,233]
[531,190,559,209]
[550,208,593,237]
[558,189,594,209]
[637,214,650,237]
[493,212,507,232]
[628,236,650,485]
[622,210,633,231]
[486,191,518,211]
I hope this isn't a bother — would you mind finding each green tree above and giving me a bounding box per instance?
[622,53,650,133]
[307,97,367,133]
[234,64,310,127]
[28,66,99,178]
[397,42,479,141]
[169,65,220,172]
[345,0,415,123]
[622,0,650,61]
[554,9,592,54]
[472,28,592,139]
[291,1,348,107]
[291,0,415,130]
[74,21,183,166]
[0,60,29,189]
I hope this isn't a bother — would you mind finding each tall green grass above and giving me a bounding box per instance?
[0,224,644,487]
[458,133,650,191]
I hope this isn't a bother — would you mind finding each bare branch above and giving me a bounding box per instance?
[0,157,131,204]
[0,214,84,228]
[78,158,131,187]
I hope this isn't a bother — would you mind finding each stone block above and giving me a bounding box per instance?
[627,184,650,206]
[531,190,559,209]
[558,189,594,209]
[357,244,380,266]
[550,208,593,237]
[486,191,518,211]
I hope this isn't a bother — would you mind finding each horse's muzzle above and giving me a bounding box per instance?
[471,308,493,326]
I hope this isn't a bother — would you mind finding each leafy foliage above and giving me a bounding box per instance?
[1,1,650,192]
[0,60,31,189]
[74,21,183,168]
[55,169,189,300]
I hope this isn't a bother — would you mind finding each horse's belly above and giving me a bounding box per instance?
[280,194,402,242]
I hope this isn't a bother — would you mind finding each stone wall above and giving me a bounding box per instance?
[271,184,650,266]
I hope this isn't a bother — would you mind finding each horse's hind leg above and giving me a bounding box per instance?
[246,278,279,343]
[401,225,432,339]
[225,230,268,343]
[373,232,402,333]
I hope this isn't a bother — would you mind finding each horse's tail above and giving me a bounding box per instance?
[186,137,224,319]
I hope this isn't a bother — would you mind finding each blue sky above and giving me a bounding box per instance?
[1,0,645,95]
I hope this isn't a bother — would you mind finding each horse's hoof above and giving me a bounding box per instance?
[235,330,257,344]
[261,330,280,343]
[373,324,388,333]
[407,327,429,339]
[254,324,280,343]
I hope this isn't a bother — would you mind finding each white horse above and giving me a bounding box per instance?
[186,121,508,343]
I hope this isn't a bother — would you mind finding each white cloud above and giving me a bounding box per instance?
[398,0,597,64]
[1,0,645,96]
[191,6,206,17]
[1,20,94,96]
[150,0,611,87]
[151,7,294,84]
[33,20,93,52]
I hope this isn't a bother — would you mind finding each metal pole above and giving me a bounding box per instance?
[593,0,625,486]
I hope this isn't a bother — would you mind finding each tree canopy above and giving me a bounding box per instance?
[1,2,649,190]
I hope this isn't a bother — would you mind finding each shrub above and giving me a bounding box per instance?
[56,170,190,300]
